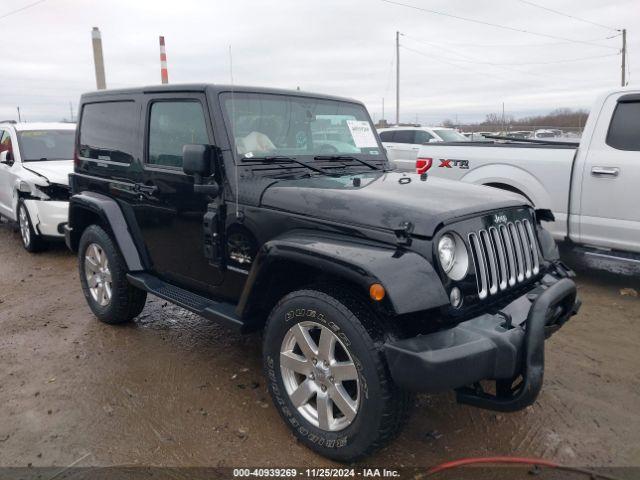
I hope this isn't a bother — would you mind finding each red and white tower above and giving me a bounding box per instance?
[159,36,169,84]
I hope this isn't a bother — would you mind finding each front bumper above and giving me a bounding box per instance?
[384,273,580,412]
[23,200,68,238]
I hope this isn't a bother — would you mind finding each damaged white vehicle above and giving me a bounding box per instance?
[0,122,75,252]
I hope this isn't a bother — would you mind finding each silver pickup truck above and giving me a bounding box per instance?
[388,88,640,271]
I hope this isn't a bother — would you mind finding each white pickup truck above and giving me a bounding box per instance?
[388,87,640,269]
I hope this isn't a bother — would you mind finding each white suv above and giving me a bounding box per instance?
[0,121,75,251]
[378,126,469,162]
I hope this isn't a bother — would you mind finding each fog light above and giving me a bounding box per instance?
[450,287,462,308]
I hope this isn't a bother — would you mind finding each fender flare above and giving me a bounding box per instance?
[460,164,551,209]
[237,231,449,319]
[68,191,145,271]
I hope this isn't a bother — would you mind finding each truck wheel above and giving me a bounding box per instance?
[78,225,147,324]
[17,200,45,252]
[263,288,411,462]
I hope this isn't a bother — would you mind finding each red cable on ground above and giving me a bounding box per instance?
[427,456,559,475]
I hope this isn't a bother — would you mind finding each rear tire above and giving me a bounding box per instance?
[263,287,411,462]
[78,225,147,324]
[17,200,45,253]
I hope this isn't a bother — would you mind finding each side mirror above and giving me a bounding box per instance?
[183,144,211,177]
[0,150,14,166]
[182,144,219,196]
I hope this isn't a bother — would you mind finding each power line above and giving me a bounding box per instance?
[400,45,535,82]
[400,42,586,83]
[380,0,620,50]
[516,0,619,32]
[461,52,618,66]
[414,34,621,49]
[0,0,48,21]
[402,35,618,66]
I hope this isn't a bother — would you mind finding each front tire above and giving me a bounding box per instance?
[78,225,147,324]
[17,200,45,252]
[263,288,411,462]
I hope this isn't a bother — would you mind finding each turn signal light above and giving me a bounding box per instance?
[416,157,433,174]
[369,283,386,301]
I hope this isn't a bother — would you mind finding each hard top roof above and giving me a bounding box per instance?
[80,83,363,105]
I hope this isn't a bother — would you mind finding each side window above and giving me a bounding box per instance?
[79,101,137,163]
[606,101,640,151]
[379,131,395,142]
[414,130,434,144]
[148,101,209,168]
[394,130,415,144]
[0,130,13,154]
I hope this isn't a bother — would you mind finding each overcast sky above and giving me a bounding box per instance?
[0,0,637,124]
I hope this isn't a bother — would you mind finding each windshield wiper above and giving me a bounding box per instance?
[242,155,339,176]
[313,155,381,171]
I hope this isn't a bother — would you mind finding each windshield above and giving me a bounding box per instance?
[18,130,75,161]
[432,129,469,142]
[221,93,384,160]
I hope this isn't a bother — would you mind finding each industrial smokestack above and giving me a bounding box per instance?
[91,27,106,90]
[159,36,169,84]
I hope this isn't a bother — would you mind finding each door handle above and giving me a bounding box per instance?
[411,147,419,151]
[134,183,158,194]
[591,166,620,177]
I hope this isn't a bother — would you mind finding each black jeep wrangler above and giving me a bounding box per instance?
[66,84,580,461]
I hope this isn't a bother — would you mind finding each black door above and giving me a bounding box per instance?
[133,94,223,293]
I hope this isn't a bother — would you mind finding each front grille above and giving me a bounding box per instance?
[468,219,540,299]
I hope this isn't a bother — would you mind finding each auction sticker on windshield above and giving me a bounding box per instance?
[346,120,378,148]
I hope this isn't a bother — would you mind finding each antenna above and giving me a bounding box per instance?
[229,45,239,219]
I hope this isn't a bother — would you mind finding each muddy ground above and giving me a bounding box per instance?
[0,219,639,474]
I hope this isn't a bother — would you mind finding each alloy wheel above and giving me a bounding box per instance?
[84,243,113,307]
[19,205,31,247]
[280,321,360,432]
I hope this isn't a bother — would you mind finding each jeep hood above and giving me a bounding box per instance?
[260,171,529,237]
[22,160,73,186]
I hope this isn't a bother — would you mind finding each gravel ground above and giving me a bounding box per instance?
[0,219,638,474]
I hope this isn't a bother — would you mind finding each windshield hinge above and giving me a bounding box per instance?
[394,221,413,246]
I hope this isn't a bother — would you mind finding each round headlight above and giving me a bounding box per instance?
[438,235,456,273]
[437,233,469,281]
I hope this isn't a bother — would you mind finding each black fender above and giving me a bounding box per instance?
[236,231,449,319]
[67,191,145,271]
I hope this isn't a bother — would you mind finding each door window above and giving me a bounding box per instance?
[606,101,640,151]
[414,130,434,144]
[79,101,137,163]
[393,130,415,144]
[0,130,13,154]
[379,130,395,142]
[148,101,209,168]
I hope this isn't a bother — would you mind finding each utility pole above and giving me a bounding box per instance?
[501,102,505,133]
[69,102,73,122]
[91,27,107,90]
[621,28,627,87]
[382,97,385,121]
[16,107,21,123]
[396,30,400,126]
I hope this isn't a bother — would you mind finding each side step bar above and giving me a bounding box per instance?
[127,272,244,331]
[573,246,640,276]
